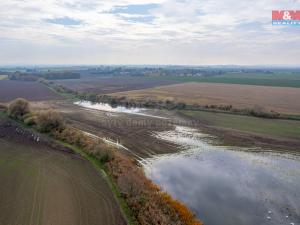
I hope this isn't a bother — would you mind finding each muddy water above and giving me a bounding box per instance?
[144,126,300,225]
[74,101,168,119]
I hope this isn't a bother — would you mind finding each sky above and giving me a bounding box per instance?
[0,0,300,65]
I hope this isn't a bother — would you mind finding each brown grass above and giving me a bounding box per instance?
[112,82,300,114]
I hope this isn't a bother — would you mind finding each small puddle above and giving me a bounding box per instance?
[144,126,300,225]
[74,100,168,119]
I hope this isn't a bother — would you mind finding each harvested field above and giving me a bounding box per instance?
[32,100,300,157]
[0,80,63,102]
[54,76,180,94]
[32,100,179,158]
[112,82,300,114]
[0,118,125,225]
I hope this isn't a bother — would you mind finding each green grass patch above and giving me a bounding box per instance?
[157,73,300,88]
[0,159,5,166]
[40,82,80,100]
[181,110,300,140]
[0,75,8,80]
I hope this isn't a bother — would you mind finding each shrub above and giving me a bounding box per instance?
[24,115,37,126]
[36,110,65,133]
[90,144,113,163]
[0,103,7,112]
[7,98,30,120]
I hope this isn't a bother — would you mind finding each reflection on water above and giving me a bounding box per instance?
[74,101,168,119]
[145,126,300,225]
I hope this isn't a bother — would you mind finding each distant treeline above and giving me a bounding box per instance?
[9,71,80,81]
[87,66,226,77]
[84,94,281,119]
[41,79,284,119]
[84,66,298,78]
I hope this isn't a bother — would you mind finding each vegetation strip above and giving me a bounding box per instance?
[0,98,203,225]
[57,141,138,225]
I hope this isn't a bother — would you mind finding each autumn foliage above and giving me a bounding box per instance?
[107,151,203,225]
[6,98,203,225]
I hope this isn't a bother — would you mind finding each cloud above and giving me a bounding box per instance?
[45,17,82,26]
[0,0,300,65]
[119,14,156,24]
[110,4,160,14]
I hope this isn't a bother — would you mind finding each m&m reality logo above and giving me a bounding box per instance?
[272,10,300,25]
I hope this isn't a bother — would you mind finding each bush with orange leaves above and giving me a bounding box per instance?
[51,125,203,225]
[107,150,203,225]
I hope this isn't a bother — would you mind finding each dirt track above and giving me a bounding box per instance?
[0,118,126,225]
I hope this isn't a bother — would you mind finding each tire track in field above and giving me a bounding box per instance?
[29,160,41,225]
[28,151,53,225]
[0,126,126,225]
[61,154,117,225]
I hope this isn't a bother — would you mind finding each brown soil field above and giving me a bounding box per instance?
[0,80,63,102]
[32,100,300,157]
[0,118,125,225]
[32,100,179,158]
[111,82,300,114]
[54,76,180,94]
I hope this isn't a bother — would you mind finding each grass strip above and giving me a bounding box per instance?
[57,141,139,225]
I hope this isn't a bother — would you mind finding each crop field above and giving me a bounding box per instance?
[0,80,63,102]
[0,75,8,80]
[155,72,300,88]
[181,110,300,141]
[53,76,180,94]
[0,119,125,225]
[112,82,300,114]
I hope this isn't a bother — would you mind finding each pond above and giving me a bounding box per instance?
[144,126,300,225]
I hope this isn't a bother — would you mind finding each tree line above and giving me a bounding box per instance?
[9,71,80,81]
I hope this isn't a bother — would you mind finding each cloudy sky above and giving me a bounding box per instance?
[0,0,299,65]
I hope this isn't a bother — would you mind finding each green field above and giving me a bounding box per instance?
[158,73,300,88]
[181,110,300,140]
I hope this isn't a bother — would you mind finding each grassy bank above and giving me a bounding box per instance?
[180,110,300,140]
[58,141,138,225]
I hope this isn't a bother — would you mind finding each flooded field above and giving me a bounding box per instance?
[144,126,300,225]
[74,100,168,119]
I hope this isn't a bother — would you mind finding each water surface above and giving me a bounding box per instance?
[74,100,168,119]
[145,126,300,225]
